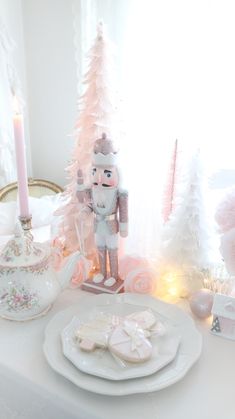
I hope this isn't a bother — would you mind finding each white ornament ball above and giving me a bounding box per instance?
[189,289,214,319]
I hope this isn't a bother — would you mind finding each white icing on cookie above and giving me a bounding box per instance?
[75,314,123,351]
[127,310,156,330]
[151,321,166,337]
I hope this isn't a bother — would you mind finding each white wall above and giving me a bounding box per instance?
[22,0,77,187]
[0,0,32,177]
[2,0,234,192]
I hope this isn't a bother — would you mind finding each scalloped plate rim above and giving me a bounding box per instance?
[43,293,202,396]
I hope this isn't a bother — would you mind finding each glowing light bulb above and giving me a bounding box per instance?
[168,287,178,296]
[165,274,175,283]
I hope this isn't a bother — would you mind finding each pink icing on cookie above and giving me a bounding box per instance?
[108,320,152,363]
[79,338,96,352]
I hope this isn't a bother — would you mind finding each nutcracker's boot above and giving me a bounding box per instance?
[104,248,118,287]
[93,247,106,283]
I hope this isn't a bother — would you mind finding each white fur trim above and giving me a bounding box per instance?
[92,152,117,166]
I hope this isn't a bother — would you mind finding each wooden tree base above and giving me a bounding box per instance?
[81,276,124,294]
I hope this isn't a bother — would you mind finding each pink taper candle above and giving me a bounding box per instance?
[13,96,30,218]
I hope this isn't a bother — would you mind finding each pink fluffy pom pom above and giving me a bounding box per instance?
[215,188,235,233]
[119,255,157,294]
[119,255,149,281]
[71,256,92,288]
[124,267,156,294]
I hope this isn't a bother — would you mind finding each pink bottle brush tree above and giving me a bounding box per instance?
[55,23,118,264]
[162,139,178,223]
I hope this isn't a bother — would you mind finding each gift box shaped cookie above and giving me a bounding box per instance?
[211,294,235,340]
[108,320,153,363]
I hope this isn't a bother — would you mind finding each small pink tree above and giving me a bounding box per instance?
[55,23,118,257]
[162,139,178,223]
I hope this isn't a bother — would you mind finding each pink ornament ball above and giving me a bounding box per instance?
[189,289,214,319]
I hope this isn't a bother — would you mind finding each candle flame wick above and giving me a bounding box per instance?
[13,95,21,115]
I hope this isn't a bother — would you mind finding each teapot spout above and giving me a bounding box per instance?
[57,251,81,290]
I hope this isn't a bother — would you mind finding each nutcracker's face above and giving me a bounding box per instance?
[91,165,119,189]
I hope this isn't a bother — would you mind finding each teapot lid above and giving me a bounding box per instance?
[0,223,47,267]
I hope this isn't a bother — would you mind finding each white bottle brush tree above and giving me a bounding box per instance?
[160,150,214,296]
[55,23,118,260]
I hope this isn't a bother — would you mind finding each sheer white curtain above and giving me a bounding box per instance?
[0,21,17,187]
[73,0,166,257]
[73,0,235,257]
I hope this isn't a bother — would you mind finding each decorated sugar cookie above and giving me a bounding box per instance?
[127,310,156,330]
[127,310,166,337]
[75,315,115,351]
[108,320,153,363]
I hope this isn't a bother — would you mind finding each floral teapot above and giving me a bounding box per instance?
[0,226,80,321]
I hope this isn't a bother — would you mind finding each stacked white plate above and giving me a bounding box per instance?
[43,293,202,396]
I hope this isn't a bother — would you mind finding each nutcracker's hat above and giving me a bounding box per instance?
[92,133,117,166]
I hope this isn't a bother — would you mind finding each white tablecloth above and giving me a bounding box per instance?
[0,288,234,419]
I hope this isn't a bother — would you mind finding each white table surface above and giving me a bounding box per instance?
[0,288,234,419]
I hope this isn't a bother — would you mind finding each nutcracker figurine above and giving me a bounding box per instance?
[76,133,128,293]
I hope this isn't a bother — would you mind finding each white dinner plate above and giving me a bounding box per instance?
[61,307,181,381]
[43,293,202,396]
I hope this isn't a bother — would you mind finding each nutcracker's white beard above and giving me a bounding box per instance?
[94,186,106,208]
[92,186,117,212]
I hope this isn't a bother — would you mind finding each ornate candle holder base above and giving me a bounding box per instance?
[19,215,32,231]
